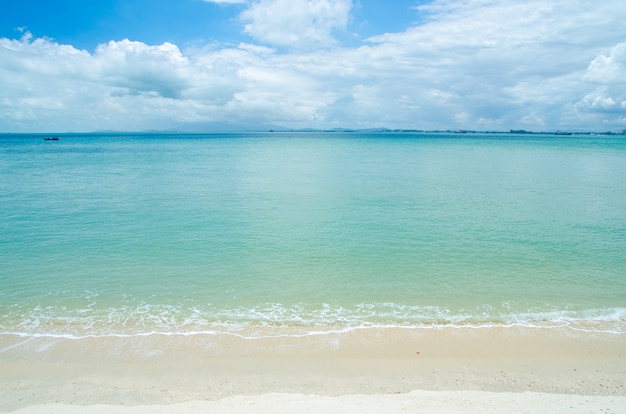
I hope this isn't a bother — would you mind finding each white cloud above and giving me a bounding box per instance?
[584,43,626,84]
[240,0,352,49]
[2,0,626,132]
[0,34,251,131]
[361,0,626,130]
[94,40,192,99]
[575,43,626,122]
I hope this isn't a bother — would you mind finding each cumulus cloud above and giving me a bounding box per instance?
[584,43,626,84]
[575,42,626,122]
[94,40,191,99]
[240,0,352,49]
[361,0,626,130]
[2,0,626,132]
[0,34,250,131]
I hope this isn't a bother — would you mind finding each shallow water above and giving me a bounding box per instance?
[1,132,625,337]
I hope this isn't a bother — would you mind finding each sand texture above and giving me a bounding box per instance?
[1,327,625,412]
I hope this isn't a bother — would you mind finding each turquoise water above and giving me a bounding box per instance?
[1,132,625,337]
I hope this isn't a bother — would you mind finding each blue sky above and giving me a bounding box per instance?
[0,0,421,51]
[2,0,254,50]
[1,0,625,132]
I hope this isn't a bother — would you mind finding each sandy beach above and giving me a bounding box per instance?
[3,133,626,412]
[2,327,625,413]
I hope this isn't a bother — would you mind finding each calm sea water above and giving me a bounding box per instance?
[1,132,625,337]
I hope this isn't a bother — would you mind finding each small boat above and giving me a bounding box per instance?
[43,137,59,141]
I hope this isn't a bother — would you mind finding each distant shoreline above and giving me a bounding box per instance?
[1,129,625,136]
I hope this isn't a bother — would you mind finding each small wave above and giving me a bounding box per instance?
[1,302,625,339]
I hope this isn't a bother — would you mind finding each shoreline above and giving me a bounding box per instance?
[2,326,625,412]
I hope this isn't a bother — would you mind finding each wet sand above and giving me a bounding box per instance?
[1,327,625,412]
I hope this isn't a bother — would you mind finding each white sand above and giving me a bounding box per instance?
[7,391,626,414]
[2,327,625,413]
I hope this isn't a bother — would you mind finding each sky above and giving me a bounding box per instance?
[1,0,625,133]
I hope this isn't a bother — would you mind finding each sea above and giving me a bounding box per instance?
[1,132,625,340]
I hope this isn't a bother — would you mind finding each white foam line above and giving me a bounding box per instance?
[0,336,36,353]
[1,322,624,342]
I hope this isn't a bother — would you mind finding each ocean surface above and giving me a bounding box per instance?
[1,132,625,338]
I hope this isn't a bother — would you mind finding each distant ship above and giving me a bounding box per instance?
[43,136,59,141]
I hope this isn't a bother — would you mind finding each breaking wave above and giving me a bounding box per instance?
[2,302,625,339]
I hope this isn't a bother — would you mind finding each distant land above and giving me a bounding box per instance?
[264,128,626,136]
[2,128,625,136]
[116,127,626,135]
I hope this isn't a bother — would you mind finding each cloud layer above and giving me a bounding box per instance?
[241,0,352,49]
[2,0,626,132]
